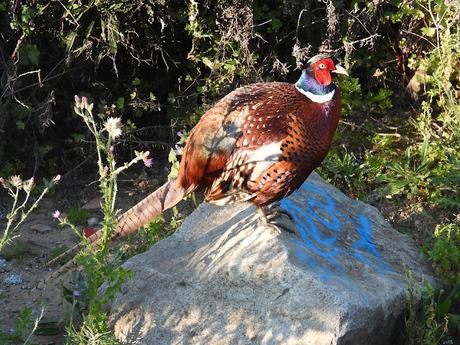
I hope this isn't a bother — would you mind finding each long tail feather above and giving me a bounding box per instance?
[45,179,187,277]
[111,179,186,241]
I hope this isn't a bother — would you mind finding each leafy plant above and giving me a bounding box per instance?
[0,307,45,345]
[124,216,165,258]
[429,224,460,286]
[320,146,367,199]
[405,271,450,345]
[358,0,460,211]
[67,207,91,226]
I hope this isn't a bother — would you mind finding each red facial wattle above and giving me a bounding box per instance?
[311,58,336,86]
[314,69,332,86]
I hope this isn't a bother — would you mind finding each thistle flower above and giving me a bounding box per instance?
[74,95,81,108]
[81,96,88,108]
[104,117,123,140]
[101,165,109,178]
[0,178,11,189]
[10,175,22,188]
[74,95,94,113]
[52,210,61,219]
[141,151,153,167]
[143,157,153,168]
[23,177,34,193]
[80,96,94,112]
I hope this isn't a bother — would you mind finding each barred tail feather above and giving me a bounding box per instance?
[112,179,186,241]
[45,179,187,277]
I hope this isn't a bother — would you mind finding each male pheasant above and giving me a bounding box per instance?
[49,54,347,272]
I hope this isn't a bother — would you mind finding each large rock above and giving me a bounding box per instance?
[106,173,436,345]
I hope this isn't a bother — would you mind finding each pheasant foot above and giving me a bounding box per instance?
[257,203,297,235]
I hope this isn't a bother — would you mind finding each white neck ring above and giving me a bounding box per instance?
[295,86,335,104]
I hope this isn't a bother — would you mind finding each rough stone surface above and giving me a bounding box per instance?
[4,274,23,285]
[106,173,436,345]
[87,217,100,227]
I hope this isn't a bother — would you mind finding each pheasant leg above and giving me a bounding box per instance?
[257,203,297,235]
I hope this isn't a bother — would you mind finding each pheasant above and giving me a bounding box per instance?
[49,54,347,273]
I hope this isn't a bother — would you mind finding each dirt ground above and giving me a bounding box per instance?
[0,169,443,345]
[0,171,167,344]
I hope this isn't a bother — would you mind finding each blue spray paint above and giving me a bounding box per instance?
[280,181,392,281]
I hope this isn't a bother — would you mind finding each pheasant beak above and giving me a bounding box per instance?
[332,64,349,76]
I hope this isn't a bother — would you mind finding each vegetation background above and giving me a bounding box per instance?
[0,0,459,343]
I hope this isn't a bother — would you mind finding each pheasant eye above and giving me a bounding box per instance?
[318,63,326,69]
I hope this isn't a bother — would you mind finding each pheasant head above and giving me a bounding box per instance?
[295,54,348,103]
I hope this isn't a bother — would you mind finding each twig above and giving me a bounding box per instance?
[322,34,381,53]
[10,32,25,62]
[1,70,69,99]
[295,9,309,45]
[253,19,272,28]
[401,30,437,49]
[375,132,402,138]
[369,115,411,130]
[11,69,42,86]
[57,0,79,27]
[339,119,364,129]
[344,9,373,36]
[125,139,171,147]
[59,153,97,181]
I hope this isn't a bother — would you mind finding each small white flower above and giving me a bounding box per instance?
[23,177,34,193]
[104,117,123,139]
[10,175,22,188]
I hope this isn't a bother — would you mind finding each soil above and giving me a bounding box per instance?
[0,170,173,345]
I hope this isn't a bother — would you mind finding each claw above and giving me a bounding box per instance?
[257,203,297,235]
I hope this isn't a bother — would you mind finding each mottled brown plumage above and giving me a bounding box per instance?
[48,54,347,275]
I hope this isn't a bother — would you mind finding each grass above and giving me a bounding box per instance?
[1,242,35,261]
[67,207,91,226]
[49,245,70,261]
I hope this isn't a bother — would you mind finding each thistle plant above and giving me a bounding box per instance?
[59,96,149,341]
[0,174,60,252]
[71,95,150,258]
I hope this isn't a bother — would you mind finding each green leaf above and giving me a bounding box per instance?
[71,133,84,143]
[168,149,176,164]
[15,307,33,338]
[18,44,40,66]
[115,97,125,109]
[16,120,25,130]
[449,313,460,330]
[421,27,436,37]
[65,31,78,54]
[201,57,214,70]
